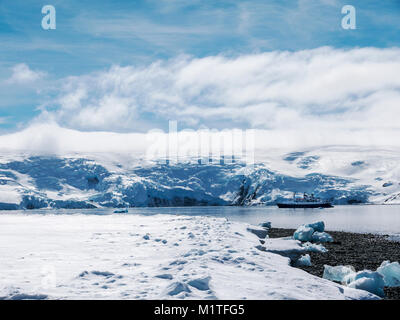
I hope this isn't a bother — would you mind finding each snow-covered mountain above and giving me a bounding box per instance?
[1,146,400,210]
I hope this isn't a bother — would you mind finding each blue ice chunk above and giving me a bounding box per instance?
[295,254,312,267]
[305,221,325,232]
[377,261,400,287]
[302,242,328,253]
[293,225,314,242]
[344,270,385,297]
[312,231,333,243]
[323,265,355,282]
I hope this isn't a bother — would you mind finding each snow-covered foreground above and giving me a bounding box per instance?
[0,213,377,300]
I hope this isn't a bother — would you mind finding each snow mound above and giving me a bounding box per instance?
[0,287,48,300]
[165,282,192,296]
[188,277,211,291]
[0,213,378,300]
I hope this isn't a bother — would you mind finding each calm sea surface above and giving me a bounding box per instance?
[2,205,400,237]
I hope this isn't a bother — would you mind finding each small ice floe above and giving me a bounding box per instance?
[305,221,325,232]
[323,265,355,282]
[311,232,333,243]
[323,262,400,297]
[295,254,312,267]
[377,261,400,287]
[113,208,128,213]
[302,242,328,253]
[293,221,333,243]
[293,225,314,242]
[344,270,385,297]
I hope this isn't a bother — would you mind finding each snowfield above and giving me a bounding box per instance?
[0,213,378,300]
[1,146,400,210]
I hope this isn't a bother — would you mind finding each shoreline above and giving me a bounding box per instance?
[268,228,400,300]
[1,203,400,212]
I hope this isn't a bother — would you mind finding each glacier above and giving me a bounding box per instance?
[0,145,400,210]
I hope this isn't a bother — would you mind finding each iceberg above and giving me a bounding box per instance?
[377,260,400,287]
[311,232,333,243]
[344,270,385,297]
[305,221,325,233]
[323,260,400,297]
[293,225,314,242]
[295,254,312,267]
[323,265,355,282]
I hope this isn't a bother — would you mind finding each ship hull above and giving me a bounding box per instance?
[277,202,333,209]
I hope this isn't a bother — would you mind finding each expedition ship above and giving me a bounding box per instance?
[276,193,333,208]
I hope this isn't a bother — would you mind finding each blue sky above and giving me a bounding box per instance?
[0,0,399,133]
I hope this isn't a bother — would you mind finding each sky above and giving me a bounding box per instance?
[0,0,399,153]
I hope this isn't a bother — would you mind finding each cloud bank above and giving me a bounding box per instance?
[2,47,400,154]
[45,47,400,130]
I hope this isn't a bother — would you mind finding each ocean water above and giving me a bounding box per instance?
[2,205,400,237]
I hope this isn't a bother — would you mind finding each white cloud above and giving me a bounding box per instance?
[43,47,400,136]
[7,63,45,84]
[1,47,399,154]
[1,121,400,160]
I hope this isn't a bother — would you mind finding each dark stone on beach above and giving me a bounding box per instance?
[268,228,400,300]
